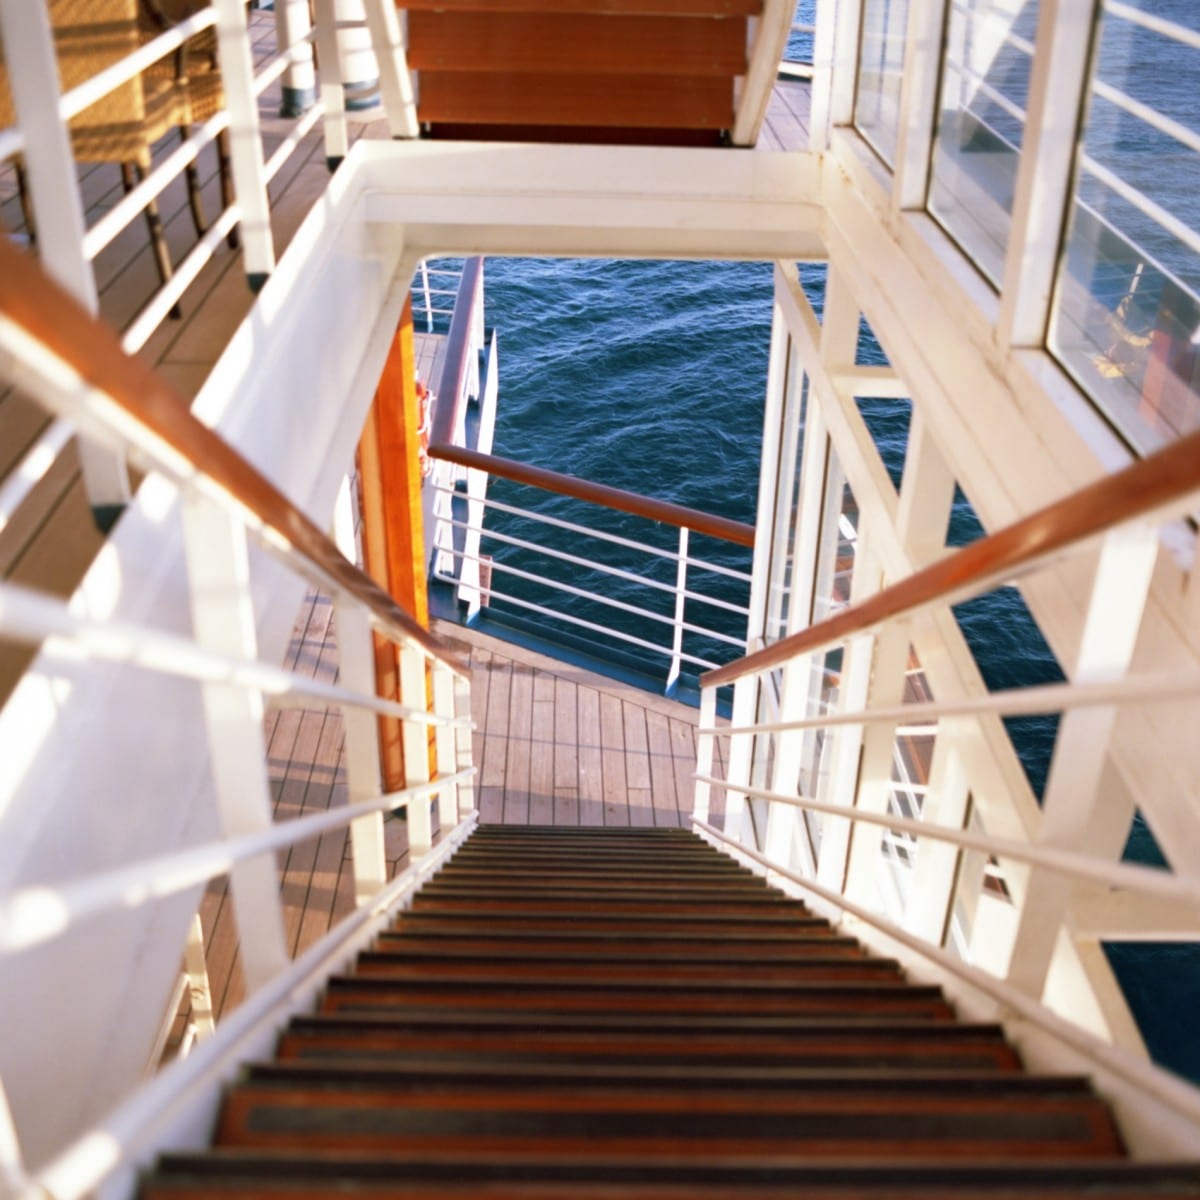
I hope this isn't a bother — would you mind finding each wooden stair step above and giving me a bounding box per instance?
[407,10,747,77]
[145,1150,1200,1197]
[239,1061,1065,1093]
[350,955,898,983]
[392,913,834,935]
[401,1,764,15]
[214,1084,1121,1157]
[416,882,785,900]
[278,1017,1023,1069]
[373,934,865,959]
[410,897,814,917]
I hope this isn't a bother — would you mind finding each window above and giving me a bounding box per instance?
[856,0,911,166]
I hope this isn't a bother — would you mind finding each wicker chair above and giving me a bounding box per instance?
[0,0,235,301]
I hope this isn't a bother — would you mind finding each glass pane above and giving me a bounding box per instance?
[928,0,1040,284]
[855,0,911,166]
[1049,0,1200,453]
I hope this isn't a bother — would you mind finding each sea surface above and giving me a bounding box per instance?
[461,0,1199,1086]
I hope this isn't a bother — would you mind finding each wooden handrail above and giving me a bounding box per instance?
[428,442,757,548]
[703,426,1200,687]
[0,237,468,676]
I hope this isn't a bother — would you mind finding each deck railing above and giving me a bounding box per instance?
[693,421,1200,1150]
[0,229,475,1198]
[429,443,754,696]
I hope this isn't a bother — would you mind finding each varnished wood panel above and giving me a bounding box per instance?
[408,11,747,77]
[417,72,734,131]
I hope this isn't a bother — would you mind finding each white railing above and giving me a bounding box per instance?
[692,422,1200,1154]
[431,476,753,692]
[0,226,475,1197]
[414,259,465,334]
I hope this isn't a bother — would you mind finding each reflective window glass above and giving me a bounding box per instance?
[928,0,1040,285]
[855,0,911,166]
[1049,0,1200,452]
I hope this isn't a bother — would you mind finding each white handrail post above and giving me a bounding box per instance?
[336,598,389,905]
[313,0,350,167]
[453,672,476,819]
[274,0,317,117]
[666,526,689,693]
[361,0,419,138]
[693,686,718,826]
[419,261,434,332]
[399,643,433,855]
[181,491,289,992]
[212,0,276,286]
[0,0,129,520]
[1005,523,1159,1001]
[432,663,460,833]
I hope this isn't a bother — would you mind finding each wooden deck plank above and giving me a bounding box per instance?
[552,674,580,826]
[645,708,683,828]
[576,686,605,827]
[598,690,629,827]
[529,669,556,824]
[503,661,534,824]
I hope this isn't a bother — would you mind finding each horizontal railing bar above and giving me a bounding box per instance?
[35,813,478,1200]
[437,511,750,615]
[0,238,468,678]
[84,113,229,260]
[693,776,1198,907]
[435,545,747,649]
[693,819,1200,1127]
[1080,154,1200,263]
[0,580,470,729]
[121,205,242,354]
[263,100,325,184]
[435,484,752,583]
[699,668,1200,737]
[59,8,217,123]
[442,578,722,671]
[431,443,756,548]
[702,427,1200,687]
[0,418,74,535]
[1104,0,1200,52]
[1092,79,1200,158]
[0,767,475,956]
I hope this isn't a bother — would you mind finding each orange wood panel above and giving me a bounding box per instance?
[417,71,734,130]
[407,11,747,76]
[358,296,430,790]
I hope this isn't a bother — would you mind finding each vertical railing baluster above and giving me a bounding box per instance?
[180,491,289,992]
[399,643,433,855]
[666,526,689,693]
[182,913,217,1040]
[432,662,459,834]
[693,686,718,826]
[453,672,476,819]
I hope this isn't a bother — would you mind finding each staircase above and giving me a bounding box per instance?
[404,0,756,146]
[143,825,1200,1198]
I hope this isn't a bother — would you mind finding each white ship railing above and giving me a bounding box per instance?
[0,230,475,1200]
[429,443,754,695]
[694,417,1200,1152]
[0,0,326,514]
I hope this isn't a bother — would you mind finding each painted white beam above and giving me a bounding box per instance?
[733,0,796,146]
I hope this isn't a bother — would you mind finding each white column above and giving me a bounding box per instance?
[998,0,1099,350]
[181,492,288,992]
[0,0,129,516]
[274,0,317,117]
[213,0,276,284]
[1005,524,1159,999]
